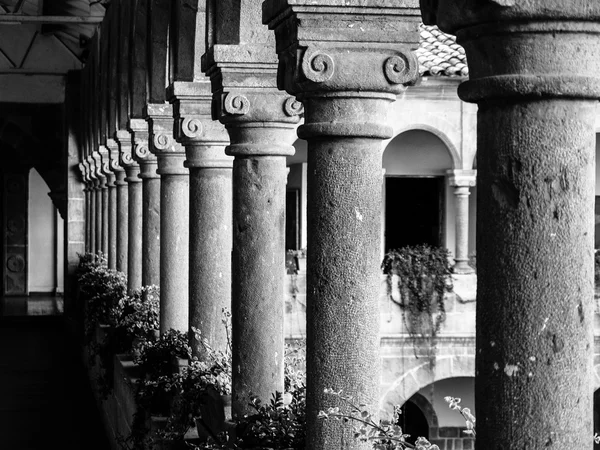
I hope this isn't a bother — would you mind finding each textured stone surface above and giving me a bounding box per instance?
[124,165,142,292]
[115,170,128,275]
[264,3,420,449]
[131,119,160,288]
[231,156,287,416]
[147,104,189,333]
[169,81,233,356]
[205,2,301,417]
[421,3,600,447]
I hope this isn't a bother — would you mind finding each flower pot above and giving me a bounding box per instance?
[195,391,231,440]
[171,356,188,375]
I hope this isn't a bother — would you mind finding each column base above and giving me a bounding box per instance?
[452,260,474,275]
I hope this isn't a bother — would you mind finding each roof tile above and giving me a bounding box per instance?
[417,23,469,78]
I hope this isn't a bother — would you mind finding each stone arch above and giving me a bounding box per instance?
[408,391,439,430]
[379,354,475,419]
[391,123,461,170]
[594,364,600,390]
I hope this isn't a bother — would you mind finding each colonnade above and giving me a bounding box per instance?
[74,0,597,448]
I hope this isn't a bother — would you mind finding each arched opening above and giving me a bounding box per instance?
[398,395,433,445]
[382,130,454,253]
[595,389,600,449]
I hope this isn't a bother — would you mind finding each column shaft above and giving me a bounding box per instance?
[95,185,102,255]
[188,159,232,356]
[158,162,189,333]
[115,171,129,274]
[304,124,384,450]
[231,155,286,415]
[89,185,96,254]
[107,175,117,270]
[101,184,109,256]
[125,166,143,291]
[84,188,91,252]
[140,163,160,287]
[476,99,594,448]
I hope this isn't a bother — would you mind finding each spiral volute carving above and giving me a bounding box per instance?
[153,133,172,151]
[283,97,304,117]
[301,48,335,83]
[134,143,151,159]
[223,93,250,115]
[181,117,204,139]
[383,52,418,86]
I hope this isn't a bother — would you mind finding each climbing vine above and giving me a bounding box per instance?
[381,245,453,350]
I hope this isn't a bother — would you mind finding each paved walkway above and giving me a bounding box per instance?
[0,300,110,449]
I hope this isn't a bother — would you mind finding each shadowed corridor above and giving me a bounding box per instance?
[0,297,110,450]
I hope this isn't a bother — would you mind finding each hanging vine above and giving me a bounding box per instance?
[381,245,453,354]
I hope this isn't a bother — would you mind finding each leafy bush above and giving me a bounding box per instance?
[94,286,160,398]
[77,253,127,343]
[134,329,192,380]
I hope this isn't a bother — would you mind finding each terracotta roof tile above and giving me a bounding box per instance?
[417,24,469,78]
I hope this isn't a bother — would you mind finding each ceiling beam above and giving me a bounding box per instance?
[0,15,104,24]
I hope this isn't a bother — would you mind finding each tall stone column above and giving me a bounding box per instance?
[169,82,233,357]
[117,130,143,292]
[146,104,189,333]
[112,135,128,275]
[131,118,161,288]
[264,3,420,448]
[421,3,600,447]
[98,148,110,258]
[86,157,97,255]
[204,50,300,417]
[104,142,119,270]
[447,169,476,274]
[92,152,105,256]
[80,161,92,253]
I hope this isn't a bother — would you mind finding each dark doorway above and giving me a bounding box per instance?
[398,400,429,445]
[385,177,444,252]
[595,390,600,449]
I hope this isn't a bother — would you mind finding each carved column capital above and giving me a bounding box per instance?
[264,2,420,142]
[92,151,107,188]
[167,81,233,169]
[264,2,420,98]
[144,103,186,175]
[203,54,300,157]
[129,118,152,161]
[447,169,476,189]
[106,138,123,174]
[116,129,137,168]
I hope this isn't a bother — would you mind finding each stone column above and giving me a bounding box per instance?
[113,134,129,275]
[169,82,233,357]
[104,142,119,270]
[86,157,97,255]
[98,147,110,258]
[92,152,105,256]
[80,162,92,253]
[264,3,420,448]
[146,103,189,333]
[204,51,300,416]
[117,130,143,292]
[421,3,599,447]
[447,169,476,274]
[130,118,161,288]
